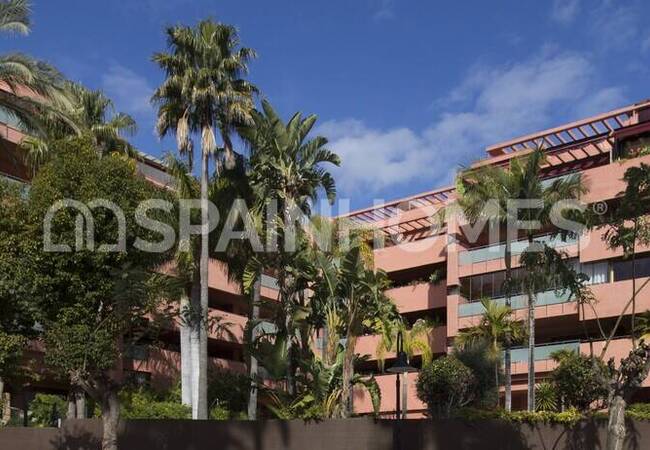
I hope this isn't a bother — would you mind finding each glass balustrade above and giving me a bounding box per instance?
[458,289,573,317]
[459,234,577,266]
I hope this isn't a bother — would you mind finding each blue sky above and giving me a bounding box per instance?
[4,0,650,211]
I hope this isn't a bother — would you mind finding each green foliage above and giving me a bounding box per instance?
[119,389,190,420]
[550,350,608,411]
[453,340,500,408]
[29,394,67,427]
[626,403,650,420]
[416,356,476,418]
[454,407,584,425]
[535,382,559,412]
[22,137,177,392]
[208,370,250,418]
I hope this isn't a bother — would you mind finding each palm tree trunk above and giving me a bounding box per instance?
[504,236,512,412]
[285,309,295,397]
[527,289,536,412]
[341,331,358,418]
[247,276,261,420]
[192,148,210,420]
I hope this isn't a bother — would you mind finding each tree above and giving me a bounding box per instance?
[26,137,176,450]
[376,318,436,415]
[152,19,257,419]
[583,163,650,450]
[550,350,608,411]
[455,298,525,406]
[0,180,36,410]
[240,99,339,401]
[416,356,476,418]
[0,0,76,162]
[20,82,138,169]
[312,245,398,417]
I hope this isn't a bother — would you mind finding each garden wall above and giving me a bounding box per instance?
[2,417,649,450]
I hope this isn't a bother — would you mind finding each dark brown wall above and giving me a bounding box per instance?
[2,418,649,450]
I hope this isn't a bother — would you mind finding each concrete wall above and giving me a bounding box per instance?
[2,418,650,450]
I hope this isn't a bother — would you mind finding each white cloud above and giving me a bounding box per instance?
[319,51,625,198]
[550,0,580,24]
[101,64,154,117]
[372,0,394,20]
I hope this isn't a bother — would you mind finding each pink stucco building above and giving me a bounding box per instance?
[348,99,650,415]
[3,100,650,415]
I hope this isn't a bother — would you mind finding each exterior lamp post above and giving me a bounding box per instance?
[386,331,416,419]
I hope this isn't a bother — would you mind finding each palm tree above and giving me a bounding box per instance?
[240,99,339,400]
[152,19,257,419]
[312,245,399,417]
[20,83,137,169]
[456,298,525,405]
[0,0,76,163]
[508,149,584,411]
[375,318,436,415]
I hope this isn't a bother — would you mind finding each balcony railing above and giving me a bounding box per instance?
[458,289,573,317]
[509,341,580,363]
[458,234,577,266]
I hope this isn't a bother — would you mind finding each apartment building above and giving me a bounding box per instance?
[4,100,650,417]
[0,114,279,413]
[350,100,650,416]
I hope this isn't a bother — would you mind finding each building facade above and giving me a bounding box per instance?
[350,100,650,416]
[4,100,650,417]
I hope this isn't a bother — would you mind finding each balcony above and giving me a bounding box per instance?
[458,289,573,317]
[355,326,447,361]
[583,277,650,320]
[374,235,447,273]
[386,281,446,313]
[127,347,246,390]
[509,341,579,375]
[459,234,577,266]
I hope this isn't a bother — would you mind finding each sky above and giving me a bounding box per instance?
[4,0,650,211]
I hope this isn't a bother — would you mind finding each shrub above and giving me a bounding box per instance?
[453,340,500,408]
[416,356,476,418]
[550,350,608,411]
[454,407,584,425]
[208,370,250,418]
[29,394,67,427]
[120,389,190,419]
[535,382,559,412]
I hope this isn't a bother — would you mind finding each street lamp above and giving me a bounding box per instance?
[386,331,416,419]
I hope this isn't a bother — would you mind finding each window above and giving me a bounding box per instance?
[567,259,609,285]
[613,256,650,282]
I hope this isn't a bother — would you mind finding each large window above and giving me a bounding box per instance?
[613,256,650,282]
[460,259,610,302]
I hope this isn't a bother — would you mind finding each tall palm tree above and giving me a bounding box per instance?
[152,19,257,419]
[456,298,525,404]
[240,99,339,401]
[455,147,584,411]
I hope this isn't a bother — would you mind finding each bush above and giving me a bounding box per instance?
[120,389,190,419]
[453,341,500,408]
[454,407,585,425]
[535,382,559,412]
[29,394,67,427]
[627,403,650,420]
[416,356,476,418]
[208,370,250,418]
[550,351,608,411]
